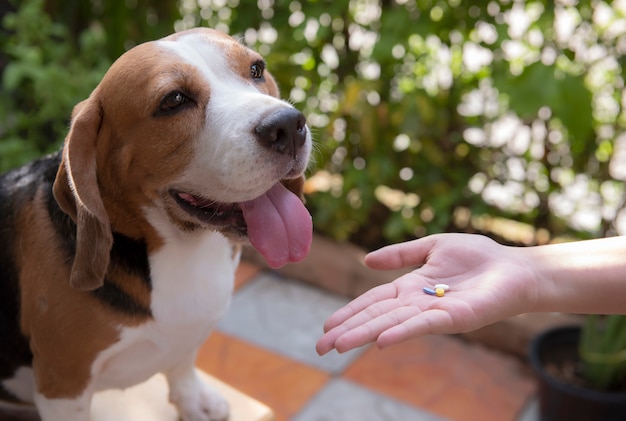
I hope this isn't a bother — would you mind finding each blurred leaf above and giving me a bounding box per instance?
[1,0,622,251]
[495,62,593,142]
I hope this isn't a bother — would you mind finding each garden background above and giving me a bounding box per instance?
[1,0,625,251]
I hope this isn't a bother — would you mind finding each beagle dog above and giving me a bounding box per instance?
[0,28,312,421]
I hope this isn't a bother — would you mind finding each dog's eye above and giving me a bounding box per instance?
[250,61,265,80]
[159,91,189,112]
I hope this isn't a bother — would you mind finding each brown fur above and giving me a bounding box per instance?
[34,43,214,396]
[7,28,306,405]
[17,192,122,397]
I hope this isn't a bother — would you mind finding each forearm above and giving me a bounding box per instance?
[522,236,626,314]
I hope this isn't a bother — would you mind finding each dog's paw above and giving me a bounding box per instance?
[169,378,229,421]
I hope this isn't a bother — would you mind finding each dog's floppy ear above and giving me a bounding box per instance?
[53,97,112,291]
[282,176,306,202]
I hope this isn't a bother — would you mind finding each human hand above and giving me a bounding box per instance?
[316,233,536,355]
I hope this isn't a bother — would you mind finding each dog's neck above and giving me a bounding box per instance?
[44,153,154,313]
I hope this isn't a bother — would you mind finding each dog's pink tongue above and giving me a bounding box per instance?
[240,183,312,268]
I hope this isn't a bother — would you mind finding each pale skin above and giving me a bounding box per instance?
[316,233,626,355]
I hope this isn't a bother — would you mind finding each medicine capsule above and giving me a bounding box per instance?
[435,287,445,297]
[423,287,437,296]
[434,283,450,291]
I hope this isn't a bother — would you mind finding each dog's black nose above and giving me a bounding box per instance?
[255,108,307,157]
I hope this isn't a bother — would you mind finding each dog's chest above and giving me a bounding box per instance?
[149,231,237,330]
[93,231,237,390]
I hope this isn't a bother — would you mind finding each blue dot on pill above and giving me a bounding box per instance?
[423,287,436,295]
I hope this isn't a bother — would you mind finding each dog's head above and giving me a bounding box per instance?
[53,28,313,290]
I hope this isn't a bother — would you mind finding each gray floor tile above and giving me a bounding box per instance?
[218,272,367,373]
[516,398,538,421]
[292,378,448,421]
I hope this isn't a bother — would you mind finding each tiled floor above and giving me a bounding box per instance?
[196,262,540,421]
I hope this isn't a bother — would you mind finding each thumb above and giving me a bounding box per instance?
[364,236,438,271]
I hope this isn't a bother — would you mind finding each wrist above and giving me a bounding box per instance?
[513,246,549,313]
[520,237,626,314]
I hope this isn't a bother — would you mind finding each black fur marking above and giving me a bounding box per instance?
[0,155,56,401]
[90,280,152,319]
[109,233,152,291]
[91,233,153,319]
[41,156,153,317]
[45,155,77,267]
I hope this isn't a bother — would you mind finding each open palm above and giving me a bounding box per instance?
[316,234,536,355]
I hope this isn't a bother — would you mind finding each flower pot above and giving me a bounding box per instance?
[529,325,626,421]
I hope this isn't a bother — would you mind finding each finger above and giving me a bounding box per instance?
[316,332,337,355]
[333,306,423,353]
[376,308,454,349]
[364,236,437,271]
[317,295,408,355]
[322,283,400,332]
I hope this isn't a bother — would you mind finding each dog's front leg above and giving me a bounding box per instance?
[166,352,229,421]
[34,390,92,421]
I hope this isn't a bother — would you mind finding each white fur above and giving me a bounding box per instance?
[13,29,309,421]
[158,36,312,204]
[92,208,236,391]
[32,210,236,421]
[35,391,91,421]
[2,366,34,404]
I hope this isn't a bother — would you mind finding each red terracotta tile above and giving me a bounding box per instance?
[343,335,536,421]
[196,331,330,421]
[234,261,261,290]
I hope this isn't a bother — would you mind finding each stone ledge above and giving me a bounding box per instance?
[242,233,582,359]
[242,233,407,298]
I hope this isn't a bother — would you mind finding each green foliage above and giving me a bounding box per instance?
[0,0,181,172]
[579,315,626,391]
[176,0,626,247]
[2,0,626,248]
[0,0,107,171]
[2,0,625,391]
[494,62,594,144]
